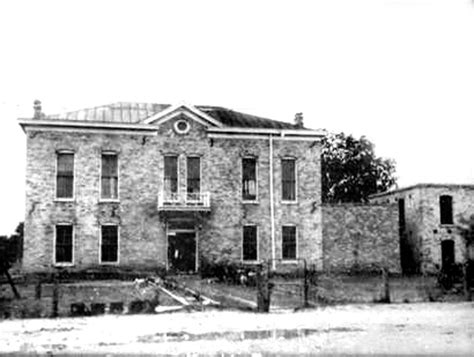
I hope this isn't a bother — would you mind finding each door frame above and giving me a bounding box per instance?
[166,223,199,272]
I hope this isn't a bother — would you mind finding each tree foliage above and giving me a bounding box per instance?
[321,132,396,203]
[0,222,24,267]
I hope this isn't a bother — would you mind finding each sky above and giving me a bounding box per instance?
[0,0,473,235]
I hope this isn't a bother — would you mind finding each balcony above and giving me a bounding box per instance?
[157,191,211,211]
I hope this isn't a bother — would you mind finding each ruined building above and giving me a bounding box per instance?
[370,184,474,274]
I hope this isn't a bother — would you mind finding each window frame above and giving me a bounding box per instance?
[185,155,202,198]
[54,224,74,266]
[242,225,259,263]
[281,225,298,262]
[100,151,119,202]
[281,157,297,203]
[174,119,191,134]
[163,155,179,197]
[242,157,258,203]
[439,195,454,226]
[55,151,75,201]
[99,224,120,264]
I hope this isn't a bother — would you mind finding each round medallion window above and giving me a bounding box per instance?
[174,119,190,134]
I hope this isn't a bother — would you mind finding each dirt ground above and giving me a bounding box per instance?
[1,302,472,355]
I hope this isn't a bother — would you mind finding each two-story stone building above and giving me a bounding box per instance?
[19,101,325,273]
[370,184,474,274]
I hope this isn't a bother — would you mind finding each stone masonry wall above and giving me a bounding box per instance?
[23,115,322,273]
[416,186,474,273]
[322,204,401,273]
[371,185,474,274]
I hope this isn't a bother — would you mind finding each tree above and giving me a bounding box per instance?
[0,222,24,267]
[321,132,396,203]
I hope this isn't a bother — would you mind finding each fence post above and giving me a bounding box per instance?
[52,273,59,317]
[256,263,271,312]
[35,281,42,300]
[303,259,309,308]
[463,261,472,302]
[382,267,391,303]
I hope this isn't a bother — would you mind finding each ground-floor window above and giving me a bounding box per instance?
[282,225,297,260]
[243,225,258,261]
[55,225,73,264]
[101,225,119,263]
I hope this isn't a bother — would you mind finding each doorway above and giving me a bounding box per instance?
[441,240,455,271]
[167,232,196,273]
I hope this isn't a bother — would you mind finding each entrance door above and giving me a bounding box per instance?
[168,232,196,273]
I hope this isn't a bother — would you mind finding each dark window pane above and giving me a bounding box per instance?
[242,158,257,200]
[57,153,74,174]
[187,157,200,195]
[164,156,178,194]
[101,226,118,263]
[441,240,455,270]
[56,153,74,198]
[55,225,73,263]
[440,195,453,225]
[101,154,118,199]
[398,199,405,232]
[282,159,296,201]
[243,226,257,261]
[282,226,296,260]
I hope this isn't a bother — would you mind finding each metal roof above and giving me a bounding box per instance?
[44,102,300,129]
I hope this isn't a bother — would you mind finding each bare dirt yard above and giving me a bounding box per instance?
[1,302,473,355]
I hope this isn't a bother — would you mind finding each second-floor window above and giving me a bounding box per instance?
[242,158,257,201]
[398,198,405,232]
[101,153,118,199]
[164,156,178,195]
[56,152,74,199]
[187,157,201,198]
[440,195,453,225]
[281,158,296,201]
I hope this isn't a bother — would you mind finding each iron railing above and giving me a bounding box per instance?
[157,191,211,211]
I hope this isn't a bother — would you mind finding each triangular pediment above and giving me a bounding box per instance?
[144,103,223,128]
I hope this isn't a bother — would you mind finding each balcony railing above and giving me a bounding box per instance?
[157,191,211,211]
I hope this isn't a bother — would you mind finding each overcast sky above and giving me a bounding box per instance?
[0,0,473,235]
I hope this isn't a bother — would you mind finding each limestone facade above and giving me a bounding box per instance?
[20,103,324,273]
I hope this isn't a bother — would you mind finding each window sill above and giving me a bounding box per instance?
[281,259,298,264]
[242,260,261,265]
[282,201,298,205]
[99,199,120,204]
[242,200,259,205]
[54,263,74,267]
[440,224,455,228]
[100,261,119,265]
[54,198,75,203]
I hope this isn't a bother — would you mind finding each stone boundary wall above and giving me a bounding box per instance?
[322,204,401,273]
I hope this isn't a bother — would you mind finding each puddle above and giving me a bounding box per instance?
[138,327,362,343]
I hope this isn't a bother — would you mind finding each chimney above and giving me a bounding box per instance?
[294,112,304,128]
[33,100,43,119]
